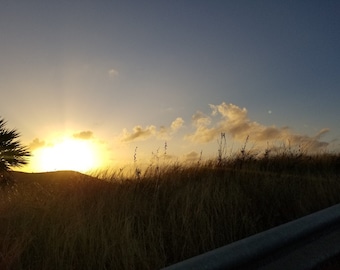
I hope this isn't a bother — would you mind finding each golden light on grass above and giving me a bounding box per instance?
[35,137,101,172]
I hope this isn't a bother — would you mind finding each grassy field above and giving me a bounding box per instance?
[0,150,340,269]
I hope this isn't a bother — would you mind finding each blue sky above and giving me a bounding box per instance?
[1,1,339,172]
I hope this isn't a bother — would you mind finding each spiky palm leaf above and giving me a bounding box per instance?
[0,118,31,173]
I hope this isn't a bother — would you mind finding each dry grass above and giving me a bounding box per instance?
[0,151,339,269]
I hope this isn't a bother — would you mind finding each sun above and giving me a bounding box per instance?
[35,138,100,172]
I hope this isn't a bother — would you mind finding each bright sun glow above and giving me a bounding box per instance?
[35,138,100,172]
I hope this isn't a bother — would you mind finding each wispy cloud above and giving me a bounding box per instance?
[186,102,330,152]
[108,68,119,77]
[120,117,184,142]
[73,131,93,140]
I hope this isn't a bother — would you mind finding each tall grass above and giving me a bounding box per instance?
[0,149,339,269]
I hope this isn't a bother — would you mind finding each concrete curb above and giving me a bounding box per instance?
[162,204,340,270]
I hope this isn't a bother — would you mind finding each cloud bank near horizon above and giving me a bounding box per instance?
[186,102,329,152]
[28,103,331,154]
[120,102,330,152]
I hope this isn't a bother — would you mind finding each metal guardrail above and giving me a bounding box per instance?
[162,203,340,270]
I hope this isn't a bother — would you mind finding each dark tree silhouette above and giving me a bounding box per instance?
[0,118,31,182]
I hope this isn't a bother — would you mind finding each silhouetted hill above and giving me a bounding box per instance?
[7,170,99,189]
